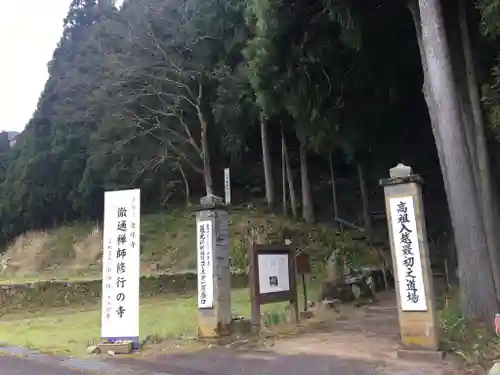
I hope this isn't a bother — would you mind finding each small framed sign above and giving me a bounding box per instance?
[296,252,311,275]
[248,243,299,327]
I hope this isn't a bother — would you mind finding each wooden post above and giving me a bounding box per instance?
[296,252,311,313]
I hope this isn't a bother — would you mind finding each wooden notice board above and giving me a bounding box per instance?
[248,243,299,328]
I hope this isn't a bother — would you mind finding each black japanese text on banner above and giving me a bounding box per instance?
[389,196,427,311]
[101,189,140,340]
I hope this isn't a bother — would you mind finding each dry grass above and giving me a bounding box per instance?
[73,227,102,267]
[1,231,51,274]
[0,226,100,282]
[0,212,198,282]
[0,208,352,283]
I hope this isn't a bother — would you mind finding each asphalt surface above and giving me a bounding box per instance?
[0,356,95,375]
[0,350,443,375]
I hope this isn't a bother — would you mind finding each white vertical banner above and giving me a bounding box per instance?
[389,196,427,311]
[197,220,214,308]
[224,168,231,205]
[101,189,141,340]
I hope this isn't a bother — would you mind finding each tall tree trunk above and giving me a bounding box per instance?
[444,0,480,190]
[357,162,371,237]
[458,0,500,299]
[329,153,339,219]
[199,113,213,196]
[418,0,497,323]
[283,135,297,217]
[260,115,275,207]
[443,0,500,299]
[409,0,456,285]
[300,143,314,223]
[408,0,449,191]
[281,125,287,216]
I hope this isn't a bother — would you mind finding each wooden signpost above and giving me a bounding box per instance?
[248,243,299,329]
[296,252,311,315]
[224,168,231,205]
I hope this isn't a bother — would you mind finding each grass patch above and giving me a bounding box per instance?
[139,211,195,271]
[440,293,500,372]
[0,283,319,357]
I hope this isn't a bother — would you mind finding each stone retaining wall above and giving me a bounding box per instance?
[0,272,248,314]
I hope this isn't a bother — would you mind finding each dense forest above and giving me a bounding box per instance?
[3,0,500,324]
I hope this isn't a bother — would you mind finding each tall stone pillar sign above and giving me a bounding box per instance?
[195,195,232,338]
[380,164,440,354]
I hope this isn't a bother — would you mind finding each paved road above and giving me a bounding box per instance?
[0,353,443,375]
[0,356,94,375]
[0,348,460,375]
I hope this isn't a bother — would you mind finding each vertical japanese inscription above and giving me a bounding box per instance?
[101,189,140,340]
[197,220,214,308]
[105,238,113,320]
[389,196,428,311]
[116,205,127,318]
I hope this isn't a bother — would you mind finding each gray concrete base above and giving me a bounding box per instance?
[397,349,445,363]
[488,363,500,374]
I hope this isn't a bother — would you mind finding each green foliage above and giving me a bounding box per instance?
[479,0,500,139]
[0,0,442,247]
[243,0,410,166]
[439,294,500,371]
[478,0,500,39]
[0,0,255,244]
[482,62,500,138]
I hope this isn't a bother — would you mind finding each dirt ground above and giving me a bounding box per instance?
[113,292,464,375]
[1,292,465,375]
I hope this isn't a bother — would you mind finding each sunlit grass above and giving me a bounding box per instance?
[0,285,318,356]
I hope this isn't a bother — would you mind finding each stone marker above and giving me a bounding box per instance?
[195,195,232,338]
[380,164,441,359]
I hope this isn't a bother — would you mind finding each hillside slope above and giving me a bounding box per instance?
[0,208,381,282]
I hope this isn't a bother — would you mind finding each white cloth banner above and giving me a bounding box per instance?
[389,196,428,311]
[101,189,141,339]
[197,220,214,308]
